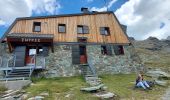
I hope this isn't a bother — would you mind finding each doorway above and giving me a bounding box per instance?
[79,45,87,64]
[26,46,36,66]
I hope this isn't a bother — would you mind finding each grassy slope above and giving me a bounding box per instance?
[25,74,168,100]
[135,47,170,71]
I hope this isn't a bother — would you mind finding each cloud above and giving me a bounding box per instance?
[0,0,61,26]
[90,0,117,12]
[25,0,61,15]
[0,0,31,25]
[115,0,170,40]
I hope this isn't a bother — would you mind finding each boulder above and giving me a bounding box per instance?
[35,96,44,100]
[39,92,49,96]
[95,91,115,99]
[80,84,104,92]
[146,70,170,80]
[154,80,168,87]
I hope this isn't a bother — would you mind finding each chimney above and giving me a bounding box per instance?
[81,7,90,13]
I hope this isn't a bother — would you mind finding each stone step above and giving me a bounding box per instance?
[8,72,30,75]
[86,79,102,83]
[6,74,30,78]
[79,64,89,66]
[85,75,96,77]
[86,80,102,84]
[12,69,30,71]
[85,76,101,79]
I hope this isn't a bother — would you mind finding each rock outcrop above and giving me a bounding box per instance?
[166,36,170,40]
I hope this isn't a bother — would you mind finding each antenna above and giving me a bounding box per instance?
[103,0,108,11]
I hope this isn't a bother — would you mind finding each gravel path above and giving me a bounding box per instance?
[162,87,170,100]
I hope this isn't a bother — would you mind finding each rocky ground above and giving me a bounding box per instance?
[131,36,170,73]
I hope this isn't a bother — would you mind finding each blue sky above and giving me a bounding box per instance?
[0,0,128,38]
[0,0,170,40]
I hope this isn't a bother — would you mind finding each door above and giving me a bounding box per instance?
[79,45,87,64]
[26,46,36,65]
[72,45,80,64]
[14,46,26,67]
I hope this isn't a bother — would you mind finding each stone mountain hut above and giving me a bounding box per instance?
[0,8,142,80]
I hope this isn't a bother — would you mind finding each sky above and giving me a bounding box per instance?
[0,0,170,40]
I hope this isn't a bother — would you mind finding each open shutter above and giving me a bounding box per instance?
[113,45,120,55]
[100,27,105,35]
[14,46,26,67]
[43,47,49,56]
[83,25,89,34]
[72,45,80,64]
[106,45,112,55]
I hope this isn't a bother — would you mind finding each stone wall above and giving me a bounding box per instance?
[41,45,80,78]
[0,43,143,78]
[0,43,14,78]
[86,45,143,74]
[42,44,143,77]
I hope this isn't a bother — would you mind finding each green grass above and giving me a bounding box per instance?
[26,76,98,100]
[0,85,7,94]
[101,74,168,100]
[24,74,168,100]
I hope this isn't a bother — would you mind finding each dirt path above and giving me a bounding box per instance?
[162,87,170,100]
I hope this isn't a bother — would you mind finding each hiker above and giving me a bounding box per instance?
[136,71,151,90]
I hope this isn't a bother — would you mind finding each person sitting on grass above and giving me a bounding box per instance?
[136,71,152,90]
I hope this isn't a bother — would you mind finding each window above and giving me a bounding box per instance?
[77,25,83,34]
[58,24,66,33]
[101,45,112,55]
[113,45,124,55]
[33,22,41,32]
[100,27,110,35]
[77,25,89,34]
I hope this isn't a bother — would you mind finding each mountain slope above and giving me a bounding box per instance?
[131,37,170,72]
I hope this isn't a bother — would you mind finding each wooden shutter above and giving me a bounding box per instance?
[113,45,120,55]
[106,45,112,55]
[14,46,26,67]
[83,25,89,34]
[42,47,49,56]
[100,27,105,35]
[72,45,80,64]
